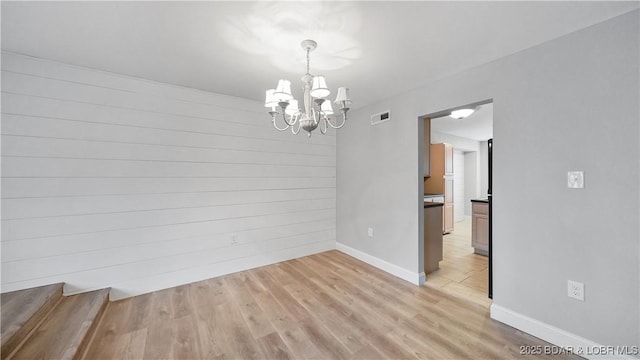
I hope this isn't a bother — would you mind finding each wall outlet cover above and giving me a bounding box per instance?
[367,227,374,237]
[567,171,584,189]
[567,280,584,301]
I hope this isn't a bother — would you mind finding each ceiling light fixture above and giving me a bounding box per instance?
[265,39,351,137]
[449,108,475,119]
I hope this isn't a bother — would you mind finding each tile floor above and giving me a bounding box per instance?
[425,217,491,307]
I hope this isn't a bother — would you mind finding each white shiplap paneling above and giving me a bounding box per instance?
[0,52,336,299]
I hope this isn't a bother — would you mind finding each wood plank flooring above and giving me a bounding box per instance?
[10,288,109,360]
[1,283,64,357]
[426,217,492,307]
[84,250,580,359]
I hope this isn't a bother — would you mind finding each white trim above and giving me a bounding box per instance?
[417,271,426,285]
[491,304,638,360]
[336,242,425,285]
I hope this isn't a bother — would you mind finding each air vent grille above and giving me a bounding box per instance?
[371,110,390,125]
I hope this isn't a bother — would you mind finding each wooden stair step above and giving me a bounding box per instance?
[7,288,110,360]
[1,283,64,358]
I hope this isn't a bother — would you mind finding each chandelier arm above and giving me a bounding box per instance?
[278,102,297,126]
[319,117,328,135]
[282,109,302,126]
[312,108,320,125]
[271,111,291,131]
[291,116,302,135]
[325,114,347,129]
[272,119,290,131]
[312,99,324,125]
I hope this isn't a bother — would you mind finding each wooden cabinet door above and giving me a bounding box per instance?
[444,203,454,233]
[444,177,453,200]
[443,177,454,233]
[444,143,454,175]
[424,205,443,274]
[425,144,444,194]
[471,203,489,254]
[423,118,431,177]
[425,142,454,234]
[473,214,489,252]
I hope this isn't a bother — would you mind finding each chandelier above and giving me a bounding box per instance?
[264,39,351,137]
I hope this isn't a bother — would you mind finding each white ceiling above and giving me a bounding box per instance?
[431,103,493,141]
[2,1,638,109]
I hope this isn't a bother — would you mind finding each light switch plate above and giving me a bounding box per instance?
[567,171,584,189]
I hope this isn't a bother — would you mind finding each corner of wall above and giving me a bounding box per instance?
[336,242,424,286]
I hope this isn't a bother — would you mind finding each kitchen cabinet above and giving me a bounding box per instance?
[424,143,454,234]
[424,201,443,274]
[423,118,431,177]
[444,177,454,233]
[423,195,444,203]
[471,200,489,255]
[445,141,453,174]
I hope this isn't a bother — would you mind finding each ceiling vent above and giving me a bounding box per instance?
[371,110,390,125]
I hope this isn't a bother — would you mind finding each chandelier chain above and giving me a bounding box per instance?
[306,48,310,74]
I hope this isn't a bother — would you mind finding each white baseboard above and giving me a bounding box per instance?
[335,242,425,285]
[491,304,638,360]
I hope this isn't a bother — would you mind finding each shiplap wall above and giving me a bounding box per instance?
[0,52,336,300]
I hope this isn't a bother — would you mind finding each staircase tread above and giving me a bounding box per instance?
[1,283,64,355]
[8,288,110,360]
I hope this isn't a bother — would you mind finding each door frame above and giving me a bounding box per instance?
[419,98,494,299]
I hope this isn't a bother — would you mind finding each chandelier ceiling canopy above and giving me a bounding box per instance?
[265,39,351,137]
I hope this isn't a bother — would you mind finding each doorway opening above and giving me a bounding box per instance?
[420,100,493,308]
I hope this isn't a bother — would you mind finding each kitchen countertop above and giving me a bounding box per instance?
[424,193,444,198]
[424,201,444,208]
[471,198,489,203]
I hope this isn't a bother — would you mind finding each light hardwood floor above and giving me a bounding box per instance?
[83,250,579,359]
[426,217,491,307]
[1,283,63,357]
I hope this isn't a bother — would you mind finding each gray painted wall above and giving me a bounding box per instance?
[337,11,639,348]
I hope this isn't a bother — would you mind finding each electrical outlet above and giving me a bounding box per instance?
[231,233,238,245]
[567,280,584,301]
[367,227,374,237]
[567,171,584,189]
